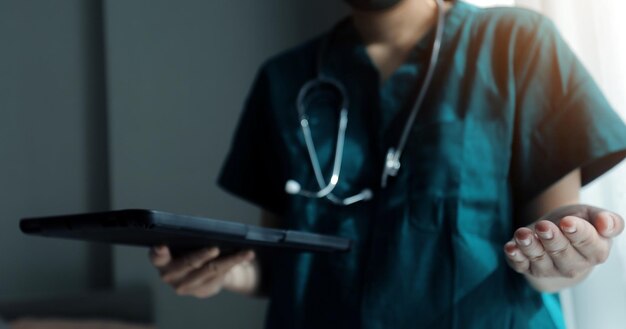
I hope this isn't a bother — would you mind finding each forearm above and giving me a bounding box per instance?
[223,258,265,297]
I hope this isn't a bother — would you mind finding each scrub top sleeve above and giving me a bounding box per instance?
[218,67,289,216]
[511,15,626,206]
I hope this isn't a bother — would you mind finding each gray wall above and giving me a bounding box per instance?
[2,0,345,327]
[0,0,110,300]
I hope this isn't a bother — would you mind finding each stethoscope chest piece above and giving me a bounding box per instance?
[382,148,401,188]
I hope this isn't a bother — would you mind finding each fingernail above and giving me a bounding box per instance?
[537,229,553,240]
[606,215,615,233]
[516,237,531,247]
[561,224,577,234]
[507,250,517,257]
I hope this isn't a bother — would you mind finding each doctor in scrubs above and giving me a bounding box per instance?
[150,0,626,328]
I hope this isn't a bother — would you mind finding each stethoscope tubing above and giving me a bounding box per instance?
[381,0,446,187]
[286,0,446,205]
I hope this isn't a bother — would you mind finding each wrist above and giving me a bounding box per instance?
[223,259,261,296]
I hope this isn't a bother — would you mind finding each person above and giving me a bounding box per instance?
[150,0,626,328]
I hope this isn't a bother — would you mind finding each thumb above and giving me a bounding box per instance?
[150,245,172,268]
[589,209,624,238]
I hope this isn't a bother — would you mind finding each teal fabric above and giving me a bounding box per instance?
[218,2,626,328]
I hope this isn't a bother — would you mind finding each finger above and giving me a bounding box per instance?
[161,247,220,283]
[504,241,530,274]
[150,245,172,268]
[534,220,586,275]
[514,227,556,277]
[559,216,610,264]
[589,211,624,238]
[175,250,255,294]
[538,205,624,237]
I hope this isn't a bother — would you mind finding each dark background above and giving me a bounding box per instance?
[0,0,346,327]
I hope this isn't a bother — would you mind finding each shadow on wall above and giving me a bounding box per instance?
[104,0,348,328]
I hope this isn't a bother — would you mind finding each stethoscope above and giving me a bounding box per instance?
[285,0,446,206]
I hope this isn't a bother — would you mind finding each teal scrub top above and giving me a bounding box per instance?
[219,2,626,328]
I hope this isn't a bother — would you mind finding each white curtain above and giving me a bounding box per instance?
[465,0,626,328]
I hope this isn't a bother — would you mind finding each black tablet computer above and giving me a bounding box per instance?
[20,209,351,254]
